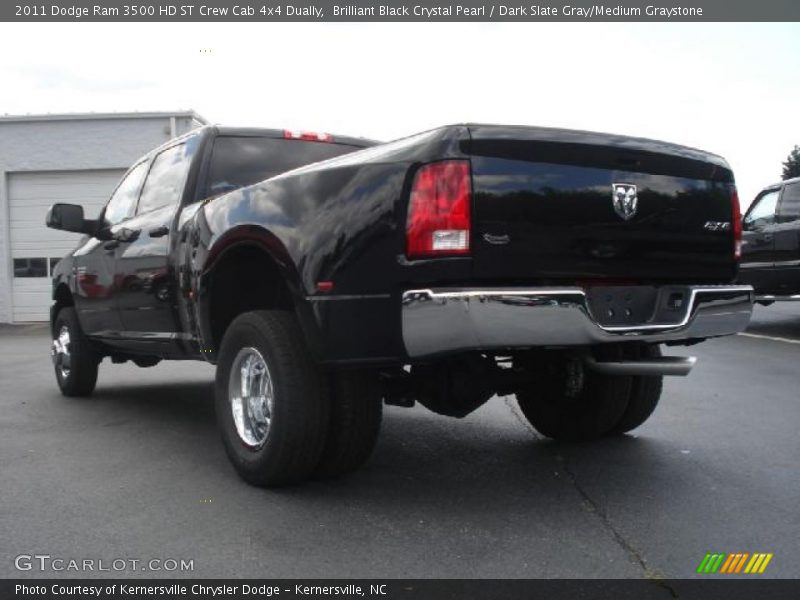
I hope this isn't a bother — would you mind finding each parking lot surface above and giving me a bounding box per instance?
[1,303,798,579]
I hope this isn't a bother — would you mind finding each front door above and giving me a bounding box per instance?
[73,162,148,335]
[740,188,781,293]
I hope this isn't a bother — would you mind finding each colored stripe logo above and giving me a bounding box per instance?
[697,552,773,574]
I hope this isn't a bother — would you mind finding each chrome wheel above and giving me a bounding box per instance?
[228,347,274,449]
[52,325,72,380]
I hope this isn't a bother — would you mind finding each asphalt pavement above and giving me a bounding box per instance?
[1,303,798,580]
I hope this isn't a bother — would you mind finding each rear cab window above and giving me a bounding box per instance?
[202,136,364,199]
[778,182,800,223]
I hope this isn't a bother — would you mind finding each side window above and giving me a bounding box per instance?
[743,190,780,229]
[778,182,800,223]
[103,162,148,226]
[137,143,192,215]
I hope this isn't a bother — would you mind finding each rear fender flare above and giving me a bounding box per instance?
[193,225,322,360]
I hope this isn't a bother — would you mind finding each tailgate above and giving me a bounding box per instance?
[467,125,738,284]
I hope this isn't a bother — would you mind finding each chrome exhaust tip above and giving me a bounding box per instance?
[584,355,696,377]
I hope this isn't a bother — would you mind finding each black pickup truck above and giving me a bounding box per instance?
[46,124,754,486]
[738,176,800,302]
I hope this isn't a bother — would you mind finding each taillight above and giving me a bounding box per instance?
[283,130,333,143]
[406,160,472,259]
[731,187,742,260]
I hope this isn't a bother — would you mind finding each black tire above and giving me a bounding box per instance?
[52,307,99,397]
[515,347,632,442]
[315,370,383,478]
[215,310,329,487]
[610,344,664,434]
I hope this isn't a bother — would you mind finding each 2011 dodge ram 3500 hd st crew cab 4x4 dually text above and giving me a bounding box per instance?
[46,123,754,486]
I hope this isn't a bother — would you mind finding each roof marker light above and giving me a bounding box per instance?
[283,130,333,143]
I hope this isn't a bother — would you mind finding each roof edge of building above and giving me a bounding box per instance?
[0,110,209,124]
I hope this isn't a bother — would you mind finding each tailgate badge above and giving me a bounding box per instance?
[482,233,510,245]
[612,183,638,220]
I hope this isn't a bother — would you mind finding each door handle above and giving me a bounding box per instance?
[117,228,140,243]
[149,226,169,238]
[760,233,774,242]
[752,229,774,243]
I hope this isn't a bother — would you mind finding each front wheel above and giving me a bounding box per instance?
[215,310,330,487]
[52,307,99,397]
[515,347,632,442]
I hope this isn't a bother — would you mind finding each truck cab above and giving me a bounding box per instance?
[48,126,374,362]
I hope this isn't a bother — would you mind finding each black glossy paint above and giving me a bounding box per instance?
[191,127,470,363]
[52,125,375,358]
[739,177,800,295]
[467,124,736,285]
[52,124,740,367]
[470,158,735,283]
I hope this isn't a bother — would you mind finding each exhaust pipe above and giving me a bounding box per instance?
[584,355,696,377]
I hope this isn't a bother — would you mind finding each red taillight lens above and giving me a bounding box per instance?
[283,130,333,143]
[731,187,742,260]
[406,160,472,259]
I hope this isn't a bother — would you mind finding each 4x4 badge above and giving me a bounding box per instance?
[612,183,638,220]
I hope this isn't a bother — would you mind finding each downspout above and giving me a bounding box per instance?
[0,169,13,323]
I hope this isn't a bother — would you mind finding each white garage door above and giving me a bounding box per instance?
[9,169,126,322]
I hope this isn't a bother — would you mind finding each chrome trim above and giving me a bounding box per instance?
[740,259,800,269]
[401,285,754,358]
[584,355,696,377]
[305,293,392,302]
[228,347,274,449]
[756,294,800,302]
[51,325,72,379]
[738,262,772,269]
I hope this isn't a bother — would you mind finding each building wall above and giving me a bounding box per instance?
[0,114,203,323]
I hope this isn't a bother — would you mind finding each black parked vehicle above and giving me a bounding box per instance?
[738,176,800,302]
[46,124,754,486]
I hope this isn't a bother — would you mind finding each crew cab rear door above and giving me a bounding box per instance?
[114,138,198,344]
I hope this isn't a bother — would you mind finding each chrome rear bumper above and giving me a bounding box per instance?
[401,285,754,359]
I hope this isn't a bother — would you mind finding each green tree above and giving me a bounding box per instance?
[783,145,800,180]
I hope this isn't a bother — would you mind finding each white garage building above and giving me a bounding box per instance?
[0,111,207,323]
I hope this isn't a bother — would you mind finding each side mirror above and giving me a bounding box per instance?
[741,216,751,231]
[46,203,91,234]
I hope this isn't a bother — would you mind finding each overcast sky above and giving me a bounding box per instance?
[1,22,798,205]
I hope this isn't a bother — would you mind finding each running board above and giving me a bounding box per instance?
[584,355,696,377]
